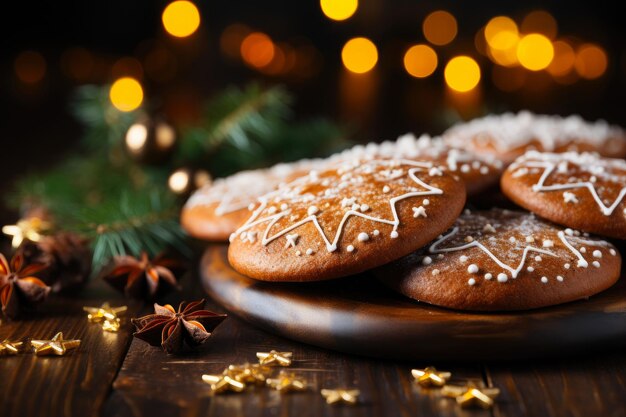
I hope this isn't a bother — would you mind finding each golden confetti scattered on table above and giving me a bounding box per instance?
[2,217,51,248]
[266,371,307,393]
[202,374,246,394]
[30,332,81,356]
[0,340,23,356]
[225,363,271,385]
[83,302,127,332]
[101,318,121,332]
[411,366,452,387]
[256,350,292,366]
[442,382,500,409]
[321,388,360,405]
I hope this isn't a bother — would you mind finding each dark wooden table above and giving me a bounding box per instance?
[2,262,626,417]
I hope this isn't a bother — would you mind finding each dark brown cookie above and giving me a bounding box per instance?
[501,151,626,239]
[228,158,466,282]
[376,209,621,311]
[443,111,626,165]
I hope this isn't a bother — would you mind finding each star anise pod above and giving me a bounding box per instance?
[131,299,227,354]
[0,252,50,319]
[102,252,183,300]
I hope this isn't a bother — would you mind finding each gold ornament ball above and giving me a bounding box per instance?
[168,168,212,195]
[125,118,177,163]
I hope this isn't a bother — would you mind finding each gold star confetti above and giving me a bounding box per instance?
[202,374,246,394]
[2,217,51,248]
[83,302,127,323]
[0,340,23,355]
[256,350,292,366]
[101,318,121,332]
[321,388,360,405]
[266,371,307,393]
[411,366,452,387]
[30,332,81,356]
[225,363,271,385]
[442,382,500,409]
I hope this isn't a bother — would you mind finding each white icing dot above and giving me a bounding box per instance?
[248,203,256,211]
[465,236,474,243]
[422,199,430,206]
[557,275,564,282]
[527,266,534,272]
[306,249,314,255]
[484,273,493,280]
[461,164,470,173]
[497,273,508,283]
[307,205,319,215]
[525,236,535,243]
[543,240,554,248]
[357,232,370,242]
[422,256,432,265]
[534,256,542,262]
[268,206,277,214]
[580,247,586,253]
[541,276,548,283]
[459,255,468,263]
[351,203,360,211]
[468,278,476,286]
[429,167,443,176]
[564,263,571,269]
[432,269,440,276]
[437,254,444,259]
[509,236,516,243]
[610,249,616,256]
[578,259,588,268]
[483,223,496,233]
[247,231,258,243]
[382,185,391,193]
[390,231,399,238]
[360,204,370,212]
[480,166,489,174]
[593,250,602,258]
[347,245,355,252]
[565,228,574,236]
[295,250,302,256]
[592,261,600,268]
[280,203,288,211]
[373,229,380,236]
[467,264,479,274]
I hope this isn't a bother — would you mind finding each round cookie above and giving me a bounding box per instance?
[443,111,626,165]
[502,151,626,239]
[181,160,323,241]
[340,133,503,195]
[228,158,466,282]
[376,209,622,311]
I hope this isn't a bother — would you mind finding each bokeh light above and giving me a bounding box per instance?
[484,16,518,51]
[521,10,557,39]
[575,43,608,79]
[14,51,46,84]
[517,34,554,71]
[125,123,148,153]
[220,24,251,60]
[111,57,144,80]
[488,46,519,67]
[444,56,481,92]
[168,169,190,193]
[241,32,275,68]
[547,40,576,77]
[60,48,94,82]
[403,44,437,78]
[162,1,201,38]
[341,37,378,74]
[422,11,457,46]
[320,0,358,21]
[109,77,143,112]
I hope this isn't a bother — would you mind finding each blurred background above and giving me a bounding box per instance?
[1,0,624,185]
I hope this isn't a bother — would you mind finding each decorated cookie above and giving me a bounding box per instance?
[501,151,626,239]
[376,209,621,311]
[443,111,626,164]
[340,134,503,195]
[181,160,323,241]
[227,158,466,282]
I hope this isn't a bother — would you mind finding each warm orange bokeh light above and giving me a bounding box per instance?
[422,10,457,46]
[109,77,144,112]
[484,16,518,51]
[547,40,576,77]
[111,57,144,80]
[342,37,378,74]
[220,24,252,59]
[403,44,437,78]
[320,0,358,21]
[521,10,558,39]
[14,51,46,84]
[575,43,608,79]
[241,32,275,68]
[517,33,554,71]
[162,1,201,38]
[444,56,481,93]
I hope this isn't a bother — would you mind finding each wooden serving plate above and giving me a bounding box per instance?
[201,244,626,360]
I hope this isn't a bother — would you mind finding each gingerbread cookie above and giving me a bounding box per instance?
[443,111,626,164]
[227,158,466,282]
[181,160,323,241]
[340,134,503,195]
[501,151,626,239]
[376,209,621,311]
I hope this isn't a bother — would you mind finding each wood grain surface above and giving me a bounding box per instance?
[200,245,626,361]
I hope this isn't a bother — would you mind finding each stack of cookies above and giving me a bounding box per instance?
[182,111,626,311]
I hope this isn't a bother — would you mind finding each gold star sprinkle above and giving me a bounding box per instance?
[101,318,121,332]
[442,382,500,409]
[83,303,127,323]
[411,366,452,387]
[202,374,246,394]
[225,363,271,385]
[256,350,292,366]
[266,371,307,393]
[321,388,360,405]
[0,340,23,356]
[2,217,51,248]
[30,332,81,356]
